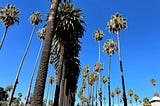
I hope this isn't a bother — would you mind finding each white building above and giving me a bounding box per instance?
[150,96,160,106]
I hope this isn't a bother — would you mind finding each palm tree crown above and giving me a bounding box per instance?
[107,13,127,34]
[128,89,133,97]
[103,39,117,56]
[150,78,156,86]
[0,4,20,49]
[101,76,107,84]
[29,11,42,26]
[93,29,104,42]
[0,4,19,27]
[37,27,46,41]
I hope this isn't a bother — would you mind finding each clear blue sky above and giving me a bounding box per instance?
[0,0,160,105]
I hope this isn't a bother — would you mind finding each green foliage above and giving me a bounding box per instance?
[94,62,103,73]
[107,13,127,34]
[0,87,8,101]
[0,4,20,27]
[103,39,117,56]
[150,78,156,86]
[29,11,42,26]
[37,27,46,41]
[93,29,104,42]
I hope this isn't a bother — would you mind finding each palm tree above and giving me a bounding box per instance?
[134,94,139,106]
[47,76,54,106]
[5,85,13,99]
[142,97,151,106]
[18,92,22,105]
[52,3,85,106]
[24,27,46,106]
[150,78,156,94]
[101,76,107,106]
[107,13,127,106]
[93,29,104,106]
[115,87,121,106]
[103,39,117,106]
[94,62,103,106]
[93,29,104,62]
[31,0,71,105]
[111,91,115,106]
[9,11,42,106]
[0,4,19,50]
[128,89,133,106]
[98,88,102,106]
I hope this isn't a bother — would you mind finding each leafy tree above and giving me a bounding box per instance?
[0,4,19,49]
[107,13,127,106]
[0,87,8,101]
[103,39,117,106]
[9,11,42,106]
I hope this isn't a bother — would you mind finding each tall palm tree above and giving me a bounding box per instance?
[103,39,117,106]
[150,78,156,94]
[0,4,19,49]
[9,11,42,106]
[31,0,71,105]
[47,76,54,106]
[115,87,121,106]
[128,89,133,106]
[134,94,139,106]
[5,85,13,98]
[93,29,104,106]
[52,3,85,106]
[93,29,104,62]
[94,62,103,106]
[107,13,127,106]
[24,27,46,106]
[18,92,22,105]
[111,91,115,106]
[101,76,107,106]
[98,88,102,106]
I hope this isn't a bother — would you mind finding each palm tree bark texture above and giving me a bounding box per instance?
[31,0,59,105]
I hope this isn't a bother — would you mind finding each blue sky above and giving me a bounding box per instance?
[0,0,160,105]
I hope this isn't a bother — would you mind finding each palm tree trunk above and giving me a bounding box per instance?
[24,42,43,106]
[112,97,114,106]
[108,55,111,106]
[96,77,98,106]
[98,41,100,62]
[31,0,59,105]
[48,83,52,106]
[118,95,120,106]
[0,26,8,50]
[116,33,127,106]
[62,78,67,106]
[51,84,55,104]
[9,26,36,106]
[53,46,64,106]
[59,61,66,106]
[46,84,50,106]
